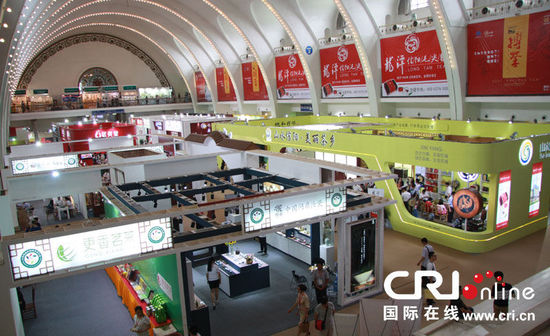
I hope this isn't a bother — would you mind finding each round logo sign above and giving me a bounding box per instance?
[331,192,343,207]
[305,46,313,55]
[148,226,165,244]
[405,34,420,53]
[288,55,297,69]
[518,139,533,166]
[20,249,43,268]
[458,172,479,183]
[337,46,349,62]
[15,162,24,171]
[250,208,265,224]
[452,189,483,219]
[67,157,76,166]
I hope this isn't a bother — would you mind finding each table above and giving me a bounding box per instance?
[106,267,172,336]
[57,206,70,220]
[217,253,270,297]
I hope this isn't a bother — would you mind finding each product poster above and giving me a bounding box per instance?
[529,162,543,217]
[241,61,269,100]
[319,44,368,98]
[496,170,512,230]
[275,54,310,99]
[380,30,447,97]
[194,71,211,102]
[215,67,237,101]
[467,10,550,95]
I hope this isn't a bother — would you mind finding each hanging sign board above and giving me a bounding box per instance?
[319,44,367,98]
[215,67,237,101]
[275,54,310,99]
[242,61,269,100]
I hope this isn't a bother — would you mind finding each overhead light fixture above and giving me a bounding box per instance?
[153,201,158,208]
[431,116,436,121]
[36,142,42,147]
[6,8,12,13]
[385,115,389,119]
[51,171,60,177]
[3,23,8,28]
[467,118,471,123]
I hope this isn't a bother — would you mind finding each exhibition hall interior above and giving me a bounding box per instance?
[0,0,549,335]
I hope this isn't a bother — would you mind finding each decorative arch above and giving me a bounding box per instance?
[79,67,118,88]
[17,33,170,89]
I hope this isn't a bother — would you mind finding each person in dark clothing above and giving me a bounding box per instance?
[449,286,474,319]
[492,271,513,318]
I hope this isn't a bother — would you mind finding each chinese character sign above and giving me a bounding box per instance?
[194,71,211,102]
[244,188,346,232]
[275,54,310,99]
[319,44,368,98]
[242,61,269,100]
[215,67,237,101]
[380,30,448,97]
[468,10,550,95]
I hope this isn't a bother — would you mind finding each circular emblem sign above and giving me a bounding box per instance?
[15,162,25,171]
[67,157,76,166]
[405,34,420,53]
[148,226,165,244]
[331,193,343,207]
[288,54,297,69]
[518,139,533,166]
[453,189,483,219]
[458,172,479,183]
[20,249,42,268]
[250,208,265,224]
[337,46,349,62]
[305,46,313,55]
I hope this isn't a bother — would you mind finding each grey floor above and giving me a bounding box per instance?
[22,270,134,336]
[192,239,315,336]
[28,199,86,227]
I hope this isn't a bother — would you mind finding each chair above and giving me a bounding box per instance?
[22,286,37,320]
[43,206,55,224]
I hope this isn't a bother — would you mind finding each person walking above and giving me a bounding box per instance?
[288,284,310,336]
[131,306,150,336]
[424,252,437,306]
[416,237,434,270]
[312,261,329,304]
[313,296,335,336]
[257,234,267,254]
[492,271,513,318]
[206,257,221,310]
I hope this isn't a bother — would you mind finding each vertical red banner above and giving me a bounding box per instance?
[467,10,550,95]
[496,170,512,230]
[380,30,447,97]
[215,67,237,101]
[194,71,210,102]
[319,44,367,98]
[242,61,269,100]
[529,162,543,217]
[275,54,310,99]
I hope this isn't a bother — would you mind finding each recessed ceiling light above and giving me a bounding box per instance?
[6,8,12,13]
[3,23,8,28]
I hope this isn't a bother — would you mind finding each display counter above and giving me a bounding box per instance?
[267,231,311,264]
[105,267,172,336]
[216,253,269,297]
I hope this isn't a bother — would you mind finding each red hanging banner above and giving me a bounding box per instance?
[215,67,237,102]
[194,72,210,102]
[275,54,310,99]
[467,10,550,95]
[242,61,269,100]
[380,30,447,97]
[319,44,367,98]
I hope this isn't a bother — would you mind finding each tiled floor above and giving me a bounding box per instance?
[274,217,550,336]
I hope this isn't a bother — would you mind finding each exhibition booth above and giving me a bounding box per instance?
[2,147,395,336]
[214,116,550,253]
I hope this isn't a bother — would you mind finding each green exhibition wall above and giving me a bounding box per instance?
[214,116,550,253]
[104,201,122,219]
[133,254,183,332]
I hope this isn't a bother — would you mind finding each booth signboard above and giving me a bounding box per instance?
[349,218,376,293]
[123,85,137,91]
[14,89,26,95]
[319,44,367,98]
[32,89,48,95]
[380,30,447,97]
[194,71,210,102]
[11,155,79,174]
[64,88,80,94]
[467,10,550,95]
[496,170,512,230]
[9,218,172,280]
[103,86,119,92]
[243,187,346,232]
[215,67,237,101]
[242,61,269,100]
[529,162,543,217]
[275,54,310,99]
[83,87,100,92]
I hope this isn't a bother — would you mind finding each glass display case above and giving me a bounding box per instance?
[215,253,270,297]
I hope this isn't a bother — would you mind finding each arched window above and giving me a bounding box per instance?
[78,67,118,89]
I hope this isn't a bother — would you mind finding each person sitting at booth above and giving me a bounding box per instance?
[131,306,150,336]
[25,218,42,232]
